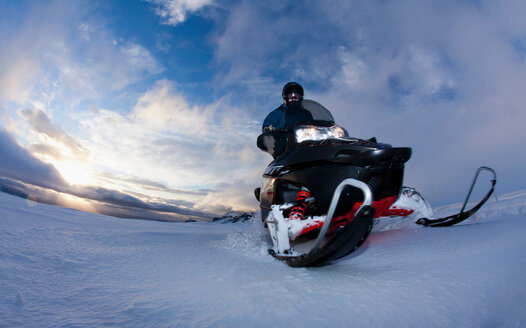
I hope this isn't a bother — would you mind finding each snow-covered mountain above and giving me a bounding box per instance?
[1,189,525,327]
[212,212,255,224]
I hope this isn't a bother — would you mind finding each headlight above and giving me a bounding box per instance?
[261,177,276,197]
[260,176,276,208]
[294,125,346,143]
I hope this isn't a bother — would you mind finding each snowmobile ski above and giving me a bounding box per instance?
[416,166,497,227]
[267,179,375,267]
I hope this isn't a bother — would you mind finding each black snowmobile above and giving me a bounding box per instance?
[255,100,497,267]
[255,100,410,267]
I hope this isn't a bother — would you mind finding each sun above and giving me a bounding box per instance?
[53,161,96,186]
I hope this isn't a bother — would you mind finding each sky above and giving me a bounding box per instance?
[1,0,526,221]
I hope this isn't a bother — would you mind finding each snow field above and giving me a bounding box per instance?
[1,190,525,327]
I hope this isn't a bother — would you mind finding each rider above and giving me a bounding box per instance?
[262,82,313,220]
[262,82,314,132]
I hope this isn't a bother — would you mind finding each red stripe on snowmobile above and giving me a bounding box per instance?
[295,219,325,235]
[295,196,399,238]
[381,207,414,217]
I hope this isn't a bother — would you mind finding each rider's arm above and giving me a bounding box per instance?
[262,106,285,132]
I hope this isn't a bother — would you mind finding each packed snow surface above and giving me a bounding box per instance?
[1,190,525,327]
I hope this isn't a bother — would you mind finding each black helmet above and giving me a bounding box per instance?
[282,82,304,104]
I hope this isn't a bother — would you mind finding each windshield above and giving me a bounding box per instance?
[301,99,335,124]
[257,99,339,158]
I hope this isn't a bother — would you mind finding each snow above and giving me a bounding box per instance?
[1,190,526,327]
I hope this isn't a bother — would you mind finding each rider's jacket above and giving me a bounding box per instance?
[262,101,313,132]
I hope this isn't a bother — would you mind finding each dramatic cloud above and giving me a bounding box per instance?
[0,128,216,221]
[79,80,266,212]
[0,129,67,190]
[211,0,526,205]
[20,108,89,161]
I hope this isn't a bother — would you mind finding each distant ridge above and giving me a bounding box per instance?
[212,212,255,223]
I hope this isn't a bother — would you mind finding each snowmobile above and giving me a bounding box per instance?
[255,100,497,267]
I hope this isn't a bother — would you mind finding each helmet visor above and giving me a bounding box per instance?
[285,91,302,103]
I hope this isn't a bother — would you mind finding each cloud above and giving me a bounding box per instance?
[20,108,89,161]
[0,126,218,221]
[0,176,213,221]
[147,0,214,25]
[98,172,212,196]
[0,129,67,190]
[76,80,266,211]
[131,79,211,133]
[120,42,164,76]
[0,1,265,215]
[3,89,254,219]
[0,57,39,104]
[0,1,62,105]
[47,38,163,97]
[1,1,263,216]
[210,0,526,205]
[0,1,163,113]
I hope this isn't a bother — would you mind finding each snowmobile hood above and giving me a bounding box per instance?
[266,142,411,177]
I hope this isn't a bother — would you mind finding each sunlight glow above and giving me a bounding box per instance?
[53,161,95,186]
